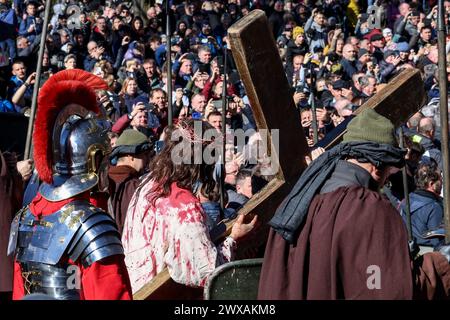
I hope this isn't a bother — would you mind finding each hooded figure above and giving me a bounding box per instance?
[259,109,450,300]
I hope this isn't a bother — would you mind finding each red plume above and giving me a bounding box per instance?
[33,69,109,184]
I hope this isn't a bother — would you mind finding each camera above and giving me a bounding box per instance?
[183,88,193,98]
[106,91,120,103]
[295,84,310,94]
[154,140,164,153]
[198,64,209,73]
[143,102,155,111]
[171,35,181,46]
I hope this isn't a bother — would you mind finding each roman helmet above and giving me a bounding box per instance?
[34,69,111,201]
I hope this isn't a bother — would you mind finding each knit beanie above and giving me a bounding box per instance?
[293,26,305,40]
[116,129,148,146]
[109,129,153,164]
[343,109,397,146]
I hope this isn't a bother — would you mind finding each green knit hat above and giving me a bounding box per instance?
[109,129,153,164]
[343,109,397,146]
[115,129,148,146]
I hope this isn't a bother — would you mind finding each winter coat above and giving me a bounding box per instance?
[400,190,444,247]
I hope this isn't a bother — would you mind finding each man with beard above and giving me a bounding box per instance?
[340,44,357,80]
[259,109,450,299]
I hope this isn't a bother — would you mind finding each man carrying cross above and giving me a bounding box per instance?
[259,109,450,299]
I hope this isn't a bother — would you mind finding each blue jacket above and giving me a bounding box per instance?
[83,54,113,72]
[0,99,14,112]
[8,75,32,111]
[19,15,42,42]
[201,201,237,230]
[0,9,18,41]
[400,190,444,247]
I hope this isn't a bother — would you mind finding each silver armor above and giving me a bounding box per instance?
[39,104,111,202]
[8,200,123,300]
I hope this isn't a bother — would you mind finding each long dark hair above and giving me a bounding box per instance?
[146,119,217,207]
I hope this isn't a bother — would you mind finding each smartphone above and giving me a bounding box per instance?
[154,140,164,153]
[211,100,223,111]
[198,64,209,73]
[303,126,310,137]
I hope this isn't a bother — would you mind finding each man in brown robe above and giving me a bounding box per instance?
[108,129,153,235]
[258,109,450,299]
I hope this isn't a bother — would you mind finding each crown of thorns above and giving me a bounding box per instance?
[175,121,215,145]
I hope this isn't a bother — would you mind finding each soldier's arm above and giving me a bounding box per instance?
[78,255,132,300]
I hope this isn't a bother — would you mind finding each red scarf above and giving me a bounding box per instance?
[29,192,108,218]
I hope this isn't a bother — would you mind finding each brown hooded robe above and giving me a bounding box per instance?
[258,186,450,300]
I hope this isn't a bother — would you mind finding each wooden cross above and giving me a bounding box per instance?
[133,10,426,300]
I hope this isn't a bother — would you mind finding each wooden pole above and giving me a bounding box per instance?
[24,0,52,160]
[437,0,450,243]
[219,48,228,211]
[309,64,318,144]
[166,0,173,125]
[399,127,412,241]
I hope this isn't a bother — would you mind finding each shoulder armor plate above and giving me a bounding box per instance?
[15,201,99,265]
[67,208,123,267]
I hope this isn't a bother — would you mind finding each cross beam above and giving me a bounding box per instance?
[316,68,426,149]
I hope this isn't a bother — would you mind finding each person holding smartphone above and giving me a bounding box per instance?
[18,2,42,43]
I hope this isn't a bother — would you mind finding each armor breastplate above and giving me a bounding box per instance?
[19,261,80,300]
[9,200,123,300]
